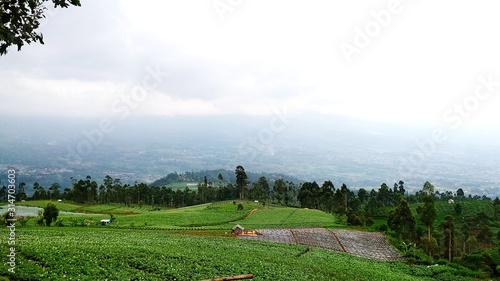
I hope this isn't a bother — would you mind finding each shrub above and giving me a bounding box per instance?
[347,214,363,226]
[377,224,388,232]
[17,216,30,226]
[43,203,59,226]
[1,211,14,226]
[460,251,497,276]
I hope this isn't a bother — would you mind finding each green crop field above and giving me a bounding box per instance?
[0,228,479,281]
[86,203,336,230]
[232,207,339,229]
[2,200,493,280]
[16,201,339,230]
[109,206,249,228]
[18,201,339,231]
[17,200,151,215]
[16,200,83,212]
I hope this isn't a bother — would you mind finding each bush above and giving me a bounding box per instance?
[1,211,14,226]
[460,251,498,277]
[55,219,64,227]
[365,217,374,226]
[43,203,59,226]
[377,224,388,232]
[406,248,435,265]
[347,214,363,226]
[17,216,30,226]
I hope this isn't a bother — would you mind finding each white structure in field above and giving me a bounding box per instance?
[100,219,111,225]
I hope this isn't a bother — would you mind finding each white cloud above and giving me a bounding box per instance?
[1,0,499,130]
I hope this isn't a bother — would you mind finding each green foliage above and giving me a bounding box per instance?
[476,224,493,244]
[377,224,388,232]
[421,236,439,258]
[237,207,339,229]
[459,251,498,277]
[0,0,81,55]
[420,193,437,241]
[454,203,462,216]
[17,216,30,226]
[388,199,416,241]
[0,228,484,280]
[494,197,500,220]
[422,181,435,195]
[465,236,480,254]
[365,217,374,226]
[347,213,363,226]
[42,203,59,226]
[0,211,14,226]
[235,165,248,200]
[441,215,455,261]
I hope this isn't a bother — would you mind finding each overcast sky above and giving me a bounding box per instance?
[1,0,500,131]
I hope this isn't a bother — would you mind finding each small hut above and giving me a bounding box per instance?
[100,219,111,226]
[232,224,244,235]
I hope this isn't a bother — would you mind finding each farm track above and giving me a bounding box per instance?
[239,227,404,261]
[247,208,258,217]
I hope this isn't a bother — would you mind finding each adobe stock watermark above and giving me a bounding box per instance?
[339,0,415,64]
[213,0,244,21]
[5,169,17,274]
[237,106,299,162]
[64,66,169,162]
[399,74,500,174]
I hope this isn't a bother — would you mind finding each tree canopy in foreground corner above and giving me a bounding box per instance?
[0,0,81,55]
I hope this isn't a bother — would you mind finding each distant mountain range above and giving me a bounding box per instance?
[150,169,302,187]
[1,115,499,197]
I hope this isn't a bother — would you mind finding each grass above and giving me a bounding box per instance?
[17,200,83,212]
[231,207,339,229]
[0,228,482,281]
[16,201,339,230]
[110,206,249,228]
[17,200,156,215]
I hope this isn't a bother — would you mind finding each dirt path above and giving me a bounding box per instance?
[246,209,258,217]
[239,227,403,261]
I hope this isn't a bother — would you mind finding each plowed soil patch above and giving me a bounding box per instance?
[240,227,403,261]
